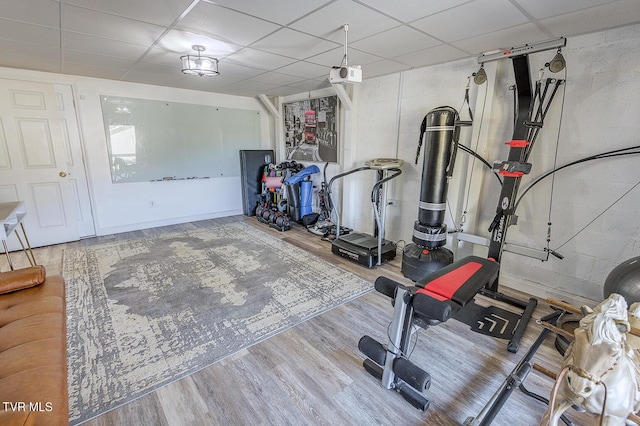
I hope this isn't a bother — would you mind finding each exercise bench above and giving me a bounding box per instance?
[358,255,500,410]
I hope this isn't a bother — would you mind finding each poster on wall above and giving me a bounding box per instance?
[283,95,338,163]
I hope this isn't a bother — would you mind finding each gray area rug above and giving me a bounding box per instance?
[63,220,373,424]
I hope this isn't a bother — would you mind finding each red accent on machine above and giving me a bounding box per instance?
[498,170,525,177]
[505,139,530,147]
[416,261,483,301]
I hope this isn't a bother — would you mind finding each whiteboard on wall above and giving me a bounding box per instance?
[100,96,262,183]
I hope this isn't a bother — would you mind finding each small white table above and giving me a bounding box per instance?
[0,201,36,270]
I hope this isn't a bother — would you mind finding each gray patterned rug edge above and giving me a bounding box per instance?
[63,221,373,424]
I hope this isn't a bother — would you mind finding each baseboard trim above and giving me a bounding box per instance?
[96,209,243,236]
[499,273,599,308]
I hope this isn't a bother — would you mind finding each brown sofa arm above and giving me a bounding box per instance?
[0,266,46,295]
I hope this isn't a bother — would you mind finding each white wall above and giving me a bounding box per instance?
[0,68,272,236]
[342,23,640,304]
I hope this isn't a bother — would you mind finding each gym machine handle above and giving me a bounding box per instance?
[413,293,452,323]
[374,276,402,299]
[371,168,402,203]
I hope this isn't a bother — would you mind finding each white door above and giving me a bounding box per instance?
[0,79,81,249]
[53,84,95,238]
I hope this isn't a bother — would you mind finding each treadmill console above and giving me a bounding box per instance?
[365,158,404,170]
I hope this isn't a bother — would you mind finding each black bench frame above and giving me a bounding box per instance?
[358,256,500,410]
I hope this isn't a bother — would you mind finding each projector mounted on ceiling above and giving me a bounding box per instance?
[329,24,362,84]
[330,65,362,83]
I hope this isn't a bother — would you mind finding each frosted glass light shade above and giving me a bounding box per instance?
[180,46,219,77]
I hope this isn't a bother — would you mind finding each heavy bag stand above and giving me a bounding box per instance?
[402,106,464,280]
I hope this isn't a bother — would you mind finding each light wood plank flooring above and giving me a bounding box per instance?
[1,216,594,425]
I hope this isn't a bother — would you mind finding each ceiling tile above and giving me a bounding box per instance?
[357,0,472,23]
[452,23,550,56]
[0,18,60,47]
[208,85,262,97]
[176,2,280,47]
[285,79,332,91]
[64,50,136,70]
[66,0,193,27]
[125,60,180,76]
[0,39,60,62]
[351,26,440,58]
[63,31,148,59]
[512,0,616,20]
[157,29,243,56]
[392,44,469,69]
[122,70,189,87]
[63,62,129,81]
[122,76,182,89]
[538,0,640,38]
[289,0,400,43]
[173,74,244,92]
[223,79,283,97]
[0,0,60,28]
[265,86,307,96]
[63,5,167,46]
[247,72,306,85]
[226,79,280,91]
[250,28,339,60]
[216,62,266,79]
[275,61,329,79]
[0,54,61,74]
[411,0,529,43]
[140,47,182,68]
[209,0,334,26]
[225,48,298,71]
[0,0,636,98]
[305,46,382,67]
[142,47,185,67]
[363,59,409,78]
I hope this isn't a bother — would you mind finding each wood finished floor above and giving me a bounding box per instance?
[1,215,594,426]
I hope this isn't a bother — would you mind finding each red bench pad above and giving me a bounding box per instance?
[415,256,499,308]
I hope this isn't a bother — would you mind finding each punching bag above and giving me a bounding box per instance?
[402,106,458,281]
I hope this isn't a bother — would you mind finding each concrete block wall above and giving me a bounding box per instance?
[344,23,640,304]
[493,24,640,303]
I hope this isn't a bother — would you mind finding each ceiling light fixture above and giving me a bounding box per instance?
[181,45,219,77]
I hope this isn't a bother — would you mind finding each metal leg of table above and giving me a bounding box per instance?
[15,223,37,266]
[2,240,14,271]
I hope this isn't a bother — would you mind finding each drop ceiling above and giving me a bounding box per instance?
[1,0,639,98]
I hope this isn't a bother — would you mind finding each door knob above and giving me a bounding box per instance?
[59,171,67,177]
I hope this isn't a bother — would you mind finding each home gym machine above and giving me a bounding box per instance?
[359,37,568,414]
[328,158,403,268]
[459,37,566,353]
[402,38,566,353]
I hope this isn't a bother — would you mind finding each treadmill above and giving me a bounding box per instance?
[328,158,403,268]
